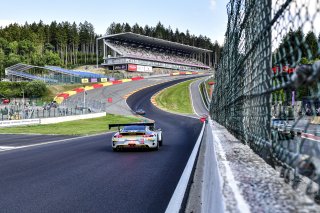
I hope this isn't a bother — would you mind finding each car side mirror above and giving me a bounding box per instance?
[157,128,162,131]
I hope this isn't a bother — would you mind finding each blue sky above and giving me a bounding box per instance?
[0,0,228,44]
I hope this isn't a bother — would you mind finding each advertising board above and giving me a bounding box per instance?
[144,66,153,72]
[101,78,108,82]
[90,78,98,83]
[114,64,127,70]
[137,65,145,72]
[81,78,89,83]
[128,64,137,71]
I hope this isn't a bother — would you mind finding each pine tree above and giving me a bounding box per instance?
[305,31,318,59]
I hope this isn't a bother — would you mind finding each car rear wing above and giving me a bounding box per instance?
[108,122,155,130]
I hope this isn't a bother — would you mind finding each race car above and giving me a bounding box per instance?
[109,122,162,151]
[135,109,146,115]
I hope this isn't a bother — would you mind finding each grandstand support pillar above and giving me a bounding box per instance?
[96,39,99,68]
[103,40,106,59]
[203,53,208,64]
[206,53,208,65]
[203,53,205,65]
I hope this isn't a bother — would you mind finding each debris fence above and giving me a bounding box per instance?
[210,0,320,202]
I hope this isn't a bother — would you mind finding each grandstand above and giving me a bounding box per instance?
[97,32,212,73]
[5,64,109,84]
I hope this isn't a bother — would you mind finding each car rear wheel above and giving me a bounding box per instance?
[158,135,163,146]
[159,138,163,146]
[112,147,118,152]
[154,142,159,151]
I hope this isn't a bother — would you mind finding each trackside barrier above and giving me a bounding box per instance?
[0,119,41,127]
[40,112,106,124]
[0,112,106,127]
[165,122,206,213]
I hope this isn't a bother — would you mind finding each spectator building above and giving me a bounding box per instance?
[97,32,212,74]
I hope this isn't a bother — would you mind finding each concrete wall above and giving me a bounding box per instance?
[0,112,106,127]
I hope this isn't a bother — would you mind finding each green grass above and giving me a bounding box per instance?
[155,79,195,114]
[0,114,141,135]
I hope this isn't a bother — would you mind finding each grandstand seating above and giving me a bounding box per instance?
[6,70,58,83]
[108,42,208,68]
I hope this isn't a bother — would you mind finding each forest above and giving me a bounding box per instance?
[273,28,320,65]
[0,21,223,80]
[272,28,320,102]
[0,21,97,80]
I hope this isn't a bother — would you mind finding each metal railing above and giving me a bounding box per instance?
[210,0,320,202]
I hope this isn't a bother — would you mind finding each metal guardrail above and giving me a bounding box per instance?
[210,0,320,202]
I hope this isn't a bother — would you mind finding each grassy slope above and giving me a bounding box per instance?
[43,82,101,103]
[155,79,194,114]
[0,114,141,135]
[45,83,92,101]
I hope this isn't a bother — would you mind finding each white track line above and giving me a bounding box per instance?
[209,120,251,213]
[0,146,17,151]
[165,122,206,213]
[0,133,113,152]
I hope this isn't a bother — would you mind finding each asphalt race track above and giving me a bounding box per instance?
[0,77,202,213]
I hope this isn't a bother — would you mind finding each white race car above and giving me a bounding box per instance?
[109,122,162,151]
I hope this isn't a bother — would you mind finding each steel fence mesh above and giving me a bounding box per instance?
[211,0,320,201]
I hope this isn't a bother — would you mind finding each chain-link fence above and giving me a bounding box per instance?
[210,0,320,202]
[0,104,91,121]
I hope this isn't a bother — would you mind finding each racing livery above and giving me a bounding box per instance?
[109,122,162,151]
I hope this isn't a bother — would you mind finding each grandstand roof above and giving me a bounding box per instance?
[99,32,212,53]
[5,63,108,83]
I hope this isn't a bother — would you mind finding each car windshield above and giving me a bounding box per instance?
[122,126,146,131]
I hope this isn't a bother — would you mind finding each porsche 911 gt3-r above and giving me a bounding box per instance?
[109,122,162,151]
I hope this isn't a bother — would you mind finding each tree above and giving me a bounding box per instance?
[305,31,318,59]
[25,81,47,97]
[6,53,21,66]
[124,23,132,32]
[155,22,164,39]
[132,23,141,34]
[0,49,5,79]
[43,50,61,65]
[107,22,116,34]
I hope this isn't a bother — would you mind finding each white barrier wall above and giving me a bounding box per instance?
[40,112,106,125]
[0,113,106,127]
[0,119,41,127]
